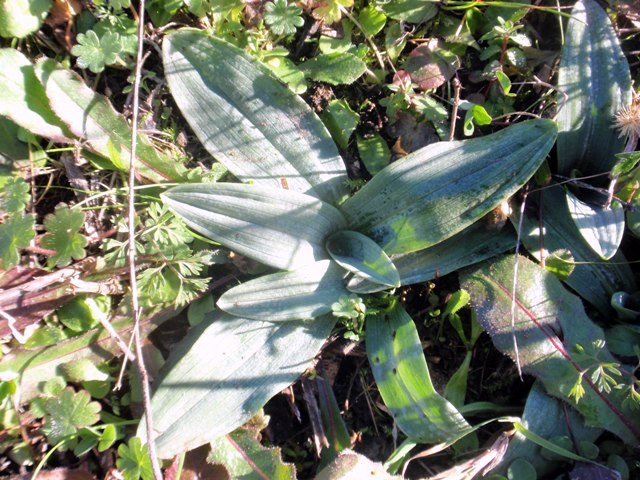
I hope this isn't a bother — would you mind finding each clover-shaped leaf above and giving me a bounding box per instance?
[71,30,122,73]
[331,294,365,319]
[117,437,154,480]
[42,388,101,447]
[1,177,30,213]
[41,203,87,267]
[312,0,353,24]
[0,214,35,268]
[264,0,304,36]
[109,0,131,10]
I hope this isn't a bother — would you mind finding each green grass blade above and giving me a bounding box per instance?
[366,303,471,443]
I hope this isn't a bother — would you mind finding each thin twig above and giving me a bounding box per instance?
[449,77,461,141]
[127,3,163,478]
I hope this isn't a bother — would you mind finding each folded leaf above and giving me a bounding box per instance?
[162,29,349,206]
[35,58,187,183]
[366,303,471,443]
[557,0,631,176]
[515,185,635,314]
[326,230,400,288]
[341,119,556,255]
[460,255,640,445]
[217,260,348,321]
[0,49,72,143]
[162,183,347,270]
[565,191,624,260]
[141,313,337,458]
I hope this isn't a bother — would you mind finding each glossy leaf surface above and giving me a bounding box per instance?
[565,191,624,260]
[461,255,640,445]
[326,230,400,288]
[341,119,556,255]
[217,260,348,321]
[141,313,336,458]
[162,183,347,271]
[366,303,471,443]
[557,0,631,176]
[163,29,349,205]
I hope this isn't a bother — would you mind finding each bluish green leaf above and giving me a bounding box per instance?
[323,99,359,149]
[217,260,348,321]
[557,0,632,176]
[163,29,349,205]
[367,303,471,443]
[341,119,555,255]
[566,191,625,260]
[326,230,400,287]
[140,313,336,458]
[382,0,438,24]
[162,183,347,270]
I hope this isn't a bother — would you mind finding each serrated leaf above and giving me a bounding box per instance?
[41,204,87,268]
[71,30,122,73]
[326,230,399,287]
[217,260,348,321]
[341,119,556,256]
[163,29,348,205]
[116,437,154,480]
[323,99,359,149]
[35,58,187,183]
[515,184,635,315]
[566,191,625,260]
[208,428,296,479]
[367,303,471,443]
[460,255,640,445]
[0,49,72,143]
[42,388,101,446]
[0,214,35,269]
[264,0,304,36]
[140,313,336,458]
[162,183,347,270]
[1,177,30,213]
[299,52,367,85]
[0,0,51,38]
[557,0,631,176]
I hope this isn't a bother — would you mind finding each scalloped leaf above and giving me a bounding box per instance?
[217,260,348,321]
[341,119,556,255]
[162,183,347,271]
[162,29,349,205]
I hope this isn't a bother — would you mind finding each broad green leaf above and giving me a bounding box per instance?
[41,204,88,268]
[263,55,307,94]
[557,0,631,176]
[515,184,635,315]
[317,376,350,467]
[0,0,51,38]
[366,303,471,443]
[0,214,35,269]
[145,0,182,26]
[208,428,296,479]
[162,183,347,270]
[358,5,386,37]
[0,49,72,143]
[494,382,601,477]
[443,351,471,408]
[35,58,186,183]
[323,99,359,149]
[117,437,154,480]
[0,117,28,169]
[610,291,640,320]
[341,119,555,256]
[460,255,640,445]
[565,191,624,260]
[326,230,400,287]
[312,0,353,24]
[217,260,348,321]
[357,133,391,175]
[141,313,336,458]
[163,29,349,206]
[42,387,101,446]
[382,0,438,24]
[605,324,640,357]
[316,450,400,480]
[299,53,367,86]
